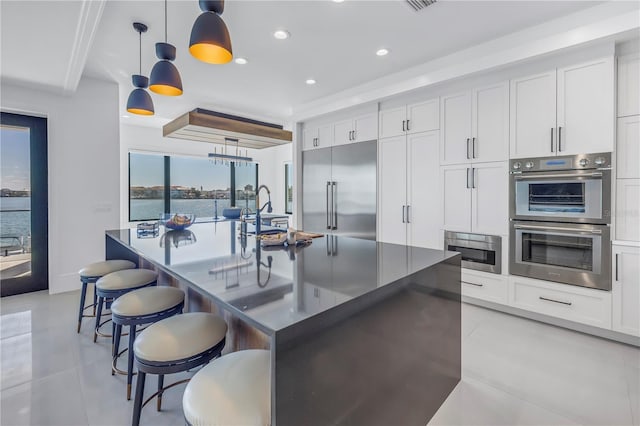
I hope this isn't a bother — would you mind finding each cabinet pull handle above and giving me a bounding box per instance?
[539,296,572,306]
[353,130,356,141]
[402,120,406,132]
[466,138,471,159]
[326,182,331,229]
[615,253,619,281]
[466,168,471,189]
[462,281,483,287]
[471,167,476,189]
[550,128,554,153]
[407,205,411,223]
[558,126,562,152]
[472,137,476,159]
[402,205,406,223]
[406,119,410,131]
[332,182,338,230]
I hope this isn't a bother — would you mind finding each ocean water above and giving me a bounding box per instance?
[0,197,30,238]
[130,198,257,221]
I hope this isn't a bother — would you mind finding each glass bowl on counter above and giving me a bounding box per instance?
[159,213,196,231]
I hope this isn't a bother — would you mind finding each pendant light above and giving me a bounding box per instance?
[189,0,233,64]
[126,22,154,116]
[149,0,183,96]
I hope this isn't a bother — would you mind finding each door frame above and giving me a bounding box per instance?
[1,112,48,296]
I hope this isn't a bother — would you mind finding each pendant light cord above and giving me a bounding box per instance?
[138,30,142,74]
[164,0,167,43]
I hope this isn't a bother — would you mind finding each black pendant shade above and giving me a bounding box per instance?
[189,0,233,64]
[126,23,154,116]
[149,0,183,96]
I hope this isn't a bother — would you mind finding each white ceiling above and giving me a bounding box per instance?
[0,0,626,124]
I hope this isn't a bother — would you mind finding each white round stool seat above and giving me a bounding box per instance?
[96,269,157,292]
[111,287,184,318]
[79,260,135,278]
[182,350,270,426]
[134,312,227,363]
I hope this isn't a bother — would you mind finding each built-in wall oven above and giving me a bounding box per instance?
[509,153,612,291]
[445,231,502,274]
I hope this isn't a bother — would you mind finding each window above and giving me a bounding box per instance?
[285,162,293,214]
[128,153,257,222]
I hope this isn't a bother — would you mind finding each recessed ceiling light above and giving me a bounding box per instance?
[333,0,345,3]
[122,114,130,118]
[235,57,248,65]
[376,48,389,56]
[273,29,290,40]
[306,79,317,85]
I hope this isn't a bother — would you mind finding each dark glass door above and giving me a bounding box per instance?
[0,112,48,296]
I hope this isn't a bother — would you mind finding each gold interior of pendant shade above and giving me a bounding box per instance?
[189,43,232,64]
[149,84,183,96]
[127,107,154,116]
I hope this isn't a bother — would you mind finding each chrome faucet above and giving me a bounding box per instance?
[255,185,272,235]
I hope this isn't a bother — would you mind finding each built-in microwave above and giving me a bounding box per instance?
[445,231,502,274]
[510,153,611,224]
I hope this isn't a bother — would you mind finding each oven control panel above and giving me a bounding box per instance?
[510,152,611,173]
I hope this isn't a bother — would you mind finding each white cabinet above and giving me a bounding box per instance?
[379,99,439,139]
[379,131,441,249]
[302,123,332,151]
[441,161,509,235]
[618,53,640,117]
[509,275,612,329]
[615,179,640,242]
[612,245,640,336]
[461,269,508,304]
[616,116,640,179]
[441,82,509,165]
[333,112,378,146]
[510,58,614,158]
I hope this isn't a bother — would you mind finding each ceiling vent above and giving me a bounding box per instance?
[406,0,436,12]
[163,109,292,149]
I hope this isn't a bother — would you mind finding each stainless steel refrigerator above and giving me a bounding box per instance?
[302,140,377,240]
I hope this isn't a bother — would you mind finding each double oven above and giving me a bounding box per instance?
[509,153,612,290]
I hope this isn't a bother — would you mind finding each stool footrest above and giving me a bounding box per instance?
[141,378,190,410]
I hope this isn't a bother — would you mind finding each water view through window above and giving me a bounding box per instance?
[0,126,32,279]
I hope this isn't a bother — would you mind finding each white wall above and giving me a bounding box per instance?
[1,77,120,294]
[120,123,292,226]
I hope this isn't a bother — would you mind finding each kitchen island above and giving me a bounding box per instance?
[106,222,461,426]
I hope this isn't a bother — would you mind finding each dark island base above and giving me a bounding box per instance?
[276,259,461,426]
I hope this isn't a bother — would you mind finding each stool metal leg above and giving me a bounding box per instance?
[112,324,122,376]
[92,287,97,316]
[94,296,104,343]
[127,325,137,400]
[157,374,164,411]
[77,281,88,333]
[132,370,146,426]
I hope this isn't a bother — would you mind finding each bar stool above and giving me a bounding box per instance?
[94,269,158,342]
[110,286,185,400]
[77,260,136,333]
[182,350,270,426]
[131,312,227,426]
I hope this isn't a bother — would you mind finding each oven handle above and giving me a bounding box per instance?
[513,224,602,234]
[514,172,603,180]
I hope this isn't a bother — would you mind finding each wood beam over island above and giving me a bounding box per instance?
[106,222,461,425]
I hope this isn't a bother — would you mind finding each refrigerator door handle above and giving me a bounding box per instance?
[332,182,338,230]
[326,181,331,229]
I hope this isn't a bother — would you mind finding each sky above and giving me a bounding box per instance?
[0,126,30,191]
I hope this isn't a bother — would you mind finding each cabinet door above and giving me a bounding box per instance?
[302,126,318,151]
[317,123,333,149]
[617,116,640,179]
[378,136,407,245]
[379,106,406,139]
[612,245,640,336]
[354,112,378,143]
[441,164,471,233]
[615,179,640,242]
[617,53,640,117]
[557,57,614,155]
[333,119,353,146]
[509,70,557,159]
[407,98,439,134]
[440,92,472,165]
[472,82,509,162]
[471,161,509,235]
[407,131,441,249]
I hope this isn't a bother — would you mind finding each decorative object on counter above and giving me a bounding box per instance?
[160,230,197,248]
[126,22,154,116]
[159,213,195,230]
[149,0,183,96]
[136,222,159,238]
[260,233,287,247]
[189,0,233,64]
[222,206,242,219]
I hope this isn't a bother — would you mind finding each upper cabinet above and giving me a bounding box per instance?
[379,98,439,139]
[440,82,509,165]
[617,53,640,117]
[617,115,640,179]
[510,57,614,159]
[302,110,378,151]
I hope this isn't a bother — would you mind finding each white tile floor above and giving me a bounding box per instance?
[0,289,638,426]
